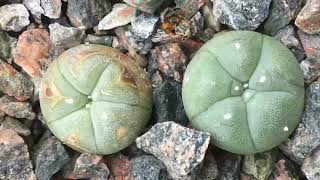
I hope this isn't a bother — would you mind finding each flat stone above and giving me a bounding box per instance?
[34,136,70,180]
[295,0,320,34]
[49,23,85,49]
[40,0,61,19]
[214,0,271,30]
[105,154,130,180]
[123,0,165,14]
[136,121,210,179]
[63,153,110,180]
[175,0,205,19]
[23,0,44,23]
[0,96,36,120]
[300,59,319,83]
[297,30,320,62]
[0,4,30,32]
[0,31,17,63]
[0,129,36,179]
[0,60,34,101]
[302,146,320,180]
[0,116,31,136]
[84,34,113,46]
[131,13,159,39]
[264,0,302,35]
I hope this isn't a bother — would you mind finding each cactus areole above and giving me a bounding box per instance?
[182,31,305,154]
[39,44,152,155]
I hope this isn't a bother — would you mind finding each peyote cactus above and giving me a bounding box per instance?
[182,31,305,154]
[39,44,152,155]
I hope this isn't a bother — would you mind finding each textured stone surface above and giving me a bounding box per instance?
[198,148,218,180]
[41,0,61,19]
[0,31,17,63]
[302,146,320,180]
[130,155,168,180]
[269,154,300,180]
[123,0,165,14]
[49,23,85,49]
[300,59,319,83]
[23,0,44,23]
[0,129,36,179]
[201,1,221,32]
[175,0,205,19]
[0,116,31,136]
[131,13,159,39]
[63,153,110,180]
[264,0,302,35]
[0,4,30,32]
[84,34,113,46]
[214,0,271,30]
[297,30,320,62]
[106,154,130,180]
[215,149,242,180]
[295,0,320,34]
[0,96,35,120]
[280,81,320,164]
[136,121,210,179]
[34,136,70,180]
[0,61,33,101]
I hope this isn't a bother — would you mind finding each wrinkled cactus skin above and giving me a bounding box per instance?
[39,44,152,155]
[182,31,305,154]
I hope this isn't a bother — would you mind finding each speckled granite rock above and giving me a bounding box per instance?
[215,149,242,180]
[0,4,30,32]
[49,23,85,49]
[302,146,320,180]
[131,13,159,39]
[0,31,17,63]
[269,156,300,180]
[136,121,210,179]
[41,0,61,19]
[297,30,320,62]
[295,0,320,34]
[0,96,35,120]
[300,59,319,83]
[0,116,31,136]
[23,0,44,23]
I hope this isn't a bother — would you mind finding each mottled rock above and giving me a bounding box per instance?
[136,121,210,179]
[106,154,130,180]
[23,0,44,23]
[191,12,205,38]
[63,153,110,180]
[98,4,137,31]
[67,0,112,29]
[49,23,85,49]
[264,0,302,35]
[201,1,221,32]
[300,60,319,83]
[0,129,36,179]
[40,0,61,19]
[122,29,153,55]
[0,31,17,63]
[215,149,242,180]
[0,4,30,32]
[273,25,305,62]
[214,0,271,30]
[175,0,205,19]
[302,146,320,180]
[0,116,31,136]
[269,154,300,180]
[84,34,113,46]
[295,0,320,34]
[130,155,168,180]
[34,136,70,180]
[123,0,165,14]
[280,81,320,164]
[0,96,35,120]
[150,43,187,82]
[198,148,218,180]
[297,30,320,62]
[14,29,53,78]
[131,13,159,39]
[0,61,33,101]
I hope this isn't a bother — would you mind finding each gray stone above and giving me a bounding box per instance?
[0,116,31,136]
[297,30,320,62]
[191,12,205,38]
[0,4,30,32]
[295,0,320,34]
[200,1,221,32]
[197,148,218,180]
[84,34,113,46]
[268,154,300,180]
[214,0,271,30]
[41,0,61,19]
[136,121,210,179]
[124,29,153,55]
[175,0,205,19]
[0,129,36,179]
[131,13,159,39]
[0,96,36,120]
[23,0,44,23]
[300,59,319,83]
[302,146,320,180]
[264,0,302,35]
[280,81,320,164]
[215,149,241,180]
[0,31,17,63]
[123,0,165,14]
[34,136,69,180]
[130,155,168,180]
[273,25,305,62]
[49,23,85,49]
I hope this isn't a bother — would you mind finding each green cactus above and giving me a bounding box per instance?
[39,44,152,155]
[182,31,305,154]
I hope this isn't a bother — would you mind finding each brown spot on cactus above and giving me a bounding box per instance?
[116,127,128,139]
[121,68,137,88]
[45,87,53,97]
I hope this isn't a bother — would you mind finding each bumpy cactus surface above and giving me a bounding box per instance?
[40,44,152,155]
[182,31,305,154]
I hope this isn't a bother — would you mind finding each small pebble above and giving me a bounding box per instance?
[0,30,17,63]
[41,0,61,19]
[302,146,320,180]
[131,13,159,39]
[84,34,113,46]
[23,0,44,23]
[0,116,31,136]
[297,30,320,62]
[106,153,130,180]
[175,0,205,19]
[300,59,319,83]
[0,95,36,120]
[295,0,320,34]
[49,23,85,49]
[0,4,30,32]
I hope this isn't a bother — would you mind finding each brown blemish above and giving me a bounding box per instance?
[116,127,128,139]
[67,134,77,145]
[45,87,53,97]
[121,68,137,87]
[66,134,87,153]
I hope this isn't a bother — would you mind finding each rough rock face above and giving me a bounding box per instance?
[23,0,44,23]
[136,121,210,179]
[0,4,30,32]
[0,95,36,120]
[214,0,272,30]
[0,116,31,136]
[0,31,17,63]
[297,30,320,62]
[0,129,36,179]
[41,0,61,19]
[302,146,320,180]
[295,0,320,34]
[49,23,85,49]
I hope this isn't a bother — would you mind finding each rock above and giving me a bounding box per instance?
[200,1,221,32]
[0,116,31,136]
[214,0,271,30]
[105,154,130,180]
[215,149,242,180]
[14,29,53,78]
[34,136,70,180]
[131,13,159,39]
[300,59,319,83]
[98,4,137,31]
[84,34,113,46]
[63,153,110,180]
[0,31,17,63]
[0,129,36,179]
[0,61,34,101]
[264,0,302,35]
[150,43,187,82]
[191,12,205,39]
[0,96,36,120]
[295,0,320,34]
[198,148,218,180]
[49,23,85,49]
[152,79,187,126]
[175,0,205,19]
[123,0,165,14]
[0,4,30,32]
[23,0,44,23]
[297,30,320,62]
[273,25,305,62]
[302,146,320,180]
[67,0,111,29]
[280,81,320,164]
[130,155,168,180]
[40,0,61,19]
[269,154,300,180]
[136,121,210,179]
